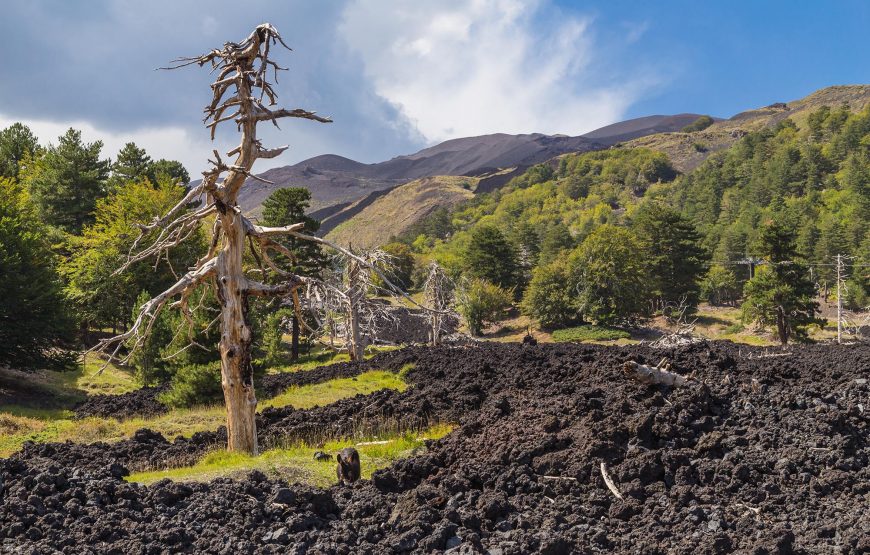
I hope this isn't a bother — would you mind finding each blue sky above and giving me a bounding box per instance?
[578,0,870,119]
[0,1,867,173]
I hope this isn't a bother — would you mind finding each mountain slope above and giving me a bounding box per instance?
[324,175,479,249]
[325,85,870,249]
[623,85,870,172]
[239,114,705,217]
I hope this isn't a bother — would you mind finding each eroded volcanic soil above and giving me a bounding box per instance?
[2,342,869,554]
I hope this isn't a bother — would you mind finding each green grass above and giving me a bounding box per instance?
[73,358,139,395]
[265,345,399,375]
[127,423,454,486]
[551,325,631,342]
[691,305,776,346]
[0,369,408,457]
[262,370,407,410]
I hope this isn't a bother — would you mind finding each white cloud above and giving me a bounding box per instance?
[339,0,650,142]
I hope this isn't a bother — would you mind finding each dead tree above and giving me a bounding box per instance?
[297,249,425,359]
[423,262,454,346]
[330,250,393,360]
[91,24,331,454]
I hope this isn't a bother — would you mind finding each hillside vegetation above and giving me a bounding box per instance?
[325,175,477,249]
[624,85,870,172]
[396,98,870,338]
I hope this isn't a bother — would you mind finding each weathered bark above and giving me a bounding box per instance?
[216,220,258,453]
[346,258,365,361]
[291,314,300,361]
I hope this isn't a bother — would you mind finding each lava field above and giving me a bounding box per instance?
[2,341,869,554]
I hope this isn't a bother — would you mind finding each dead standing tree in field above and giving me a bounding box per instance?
[91,24,331,454]
[423,262,453,346]
[300,249,399,360]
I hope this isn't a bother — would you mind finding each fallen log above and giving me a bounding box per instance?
[623,359,689,387]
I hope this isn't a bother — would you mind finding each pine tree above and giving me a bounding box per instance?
[108,142,152,191]
[0,178,72,366]
[21,128,110,234]
[464,224,519,290]
[0,123,40,179]
[260,187,327,359]
[261,187,326,275]
[631,202,709,312]
[742,221,823,344]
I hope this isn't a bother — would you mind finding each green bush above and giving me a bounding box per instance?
[457,278,512,336]
[551,325,630,342]
[681,115,714,133]
[521,259,579,328]
[158,363,223,408]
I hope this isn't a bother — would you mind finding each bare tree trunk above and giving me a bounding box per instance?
[346,259,365,361]
[89,25,331,456]
[776,305,789,345]
[217,221,258,453]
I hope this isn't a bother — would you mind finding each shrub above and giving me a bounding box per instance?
[521,259,579,328]
[551,325,630,342]
[457,278,512,336]
[681,115,714,133]
[158,363,223,408]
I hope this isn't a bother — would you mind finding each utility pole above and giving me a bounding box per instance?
[836,253,842,344]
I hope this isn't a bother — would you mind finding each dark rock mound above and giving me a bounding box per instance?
[73,384,169,420]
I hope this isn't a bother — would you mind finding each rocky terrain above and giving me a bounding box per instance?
[2,341,868,553]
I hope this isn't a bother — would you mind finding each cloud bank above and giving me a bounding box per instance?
[340,0,650,141]
[0,1,657,174]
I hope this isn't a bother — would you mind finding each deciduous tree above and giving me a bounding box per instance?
[569,225,650,325]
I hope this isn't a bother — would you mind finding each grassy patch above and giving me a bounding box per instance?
[551,325,631,342]
[76,358,139,395]
[266,345,399,375]
[397,363,416,379]
[127,423,454,486]
[265,348,350,374]
[690,305,776,346]
[0,370,408,457]
[262,370,407,410]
